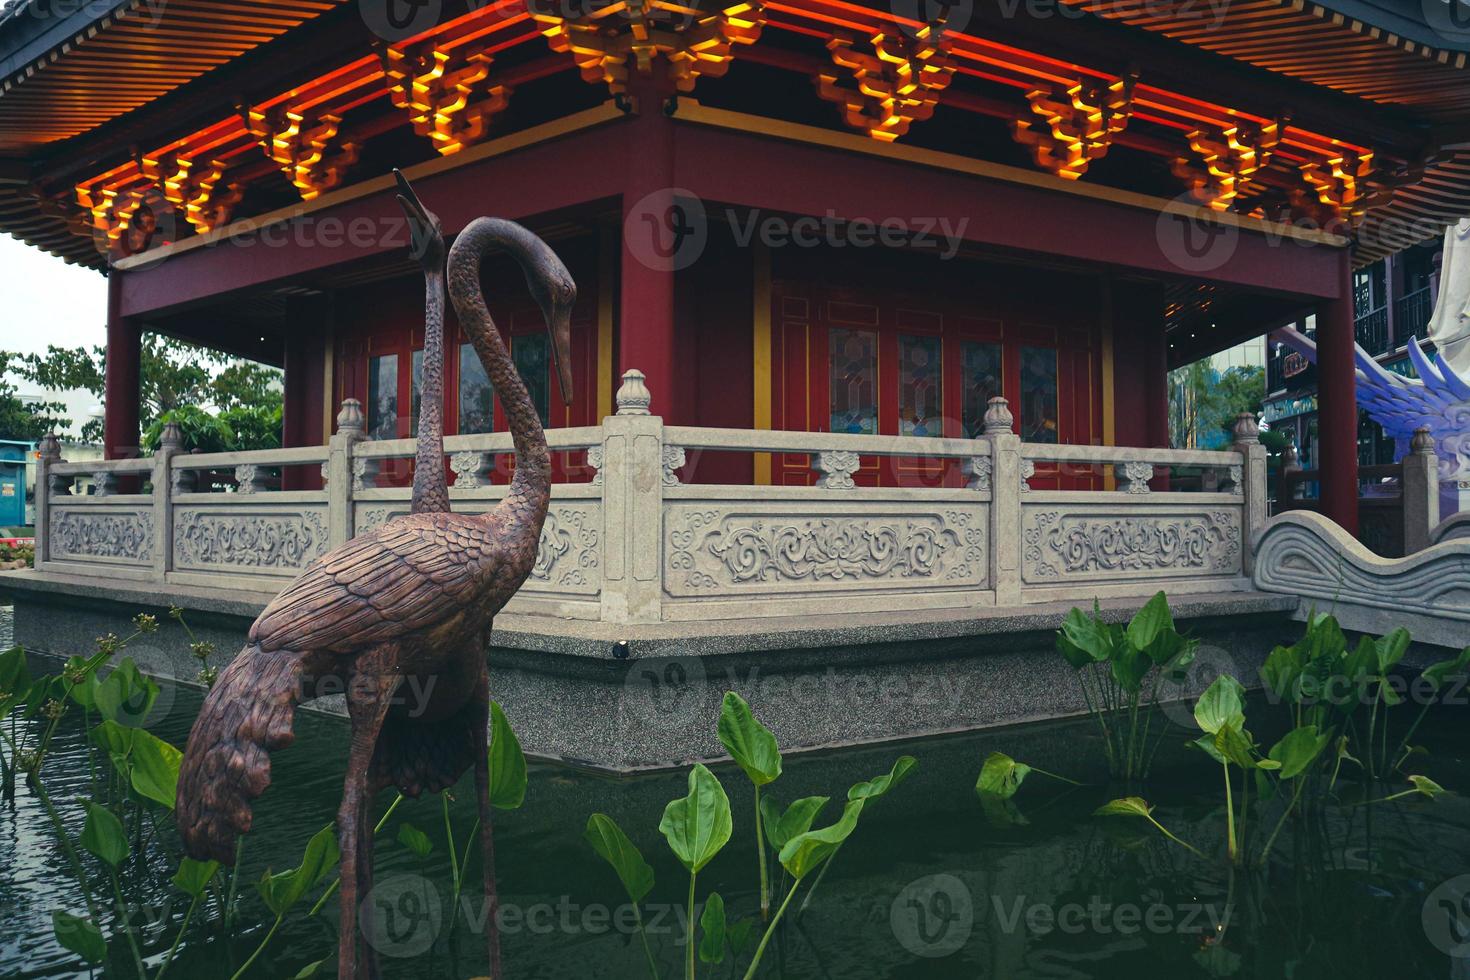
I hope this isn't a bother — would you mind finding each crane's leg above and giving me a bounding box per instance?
[338,661,398,980]
[471,656,503,979]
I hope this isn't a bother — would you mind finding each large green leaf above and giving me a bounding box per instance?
[659,764,733,874]
[848,755,917,802]
[90,719,134,761]
[698,892,727,965]
[585,813,655,903]
[1093,797,1153,818]
[762,796,829,852]
[1422,647,1470,692]
[1110,642,1152,693]
[1343,636,1378,684]
[716,692,782,787]
[488,701,527,810]
[129,729,182,809]
[51,911,106,965]
[1375,628,1412,673]
[1193,675,1245,735]
[172,857,220,898]
[1057,606,1112,668]
[0,646,31,719]
[63,656,98,711]
[81,802,128,867]
[778,799,864,880]
[258,824,339,916]
[1126,591,1176,661]
[1268,725,1330,780]
[95,659,159,728]
[975,752,1031,800]
[1409,775,1446,799]
[1261,645,1304,701]
[1213,723,1264,770]
[396,822,433,859]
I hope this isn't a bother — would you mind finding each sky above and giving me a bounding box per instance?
[1,233,109,438]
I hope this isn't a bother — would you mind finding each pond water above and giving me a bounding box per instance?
[2,653,1469,979]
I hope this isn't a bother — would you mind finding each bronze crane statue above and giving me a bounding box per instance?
[176,171,575,980]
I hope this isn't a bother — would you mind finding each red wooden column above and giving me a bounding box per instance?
[104,272,142,460]
[1318,249,1359,535]
[618,68,679,420]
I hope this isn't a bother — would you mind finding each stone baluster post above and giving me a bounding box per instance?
[327,399,366,549]
[985,397,1023,606]
[1231,412,1267,575]
[599,370,665,625]
[150,421,184,582]
[1279,440,1300,503]
[1403,426,1440,555]
[34,433,62,569]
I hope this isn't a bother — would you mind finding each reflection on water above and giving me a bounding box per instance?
[2,657,1469,979]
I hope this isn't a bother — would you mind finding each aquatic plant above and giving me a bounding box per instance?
[1054,591,1197,783]
[716,691,782,920]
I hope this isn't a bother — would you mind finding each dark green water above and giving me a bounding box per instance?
[3,666,1470,980]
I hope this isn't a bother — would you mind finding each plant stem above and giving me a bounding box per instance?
[1391,700,1434,773]
[1258,777,1307,867]
[108,867,148,980]
[32,775,102,922]
[754,786,769,921]
[796,841,841,915]
[154,891,201,980]
[632,903,661,980]
[1223,762,1238,864]
[1144,813,1209,860]
[223,837,245,932]
[741,879,801,980]
[1030,767,1084,786]
[228,913,283,980]
[686,872,697,980]
[448,817,480,938]
[310,793,402,917]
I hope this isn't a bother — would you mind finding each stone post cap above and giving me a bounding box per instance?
[1411,426,1435,455]
[336,398,365,434]
[37,432,62,460]
[982,396,1014,434]
[1232,412,1260,443]
[159,420,184,451]
[616,369,652,416]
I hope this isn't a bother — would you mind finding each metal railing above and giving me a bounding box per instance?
[1355,305,1390,356]
[1394,287,1433,345]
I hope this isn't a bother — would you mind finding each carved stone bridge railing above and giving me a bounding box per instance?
[32,373,1264,624]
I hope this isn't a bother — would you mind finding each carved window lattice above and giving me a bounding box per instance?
[243,105,361,201]
[1170,118,1284,212]
[381,41,511,156]
[138,152,243,234]
[535,0,765,96]
[815,20,955,143]
[1012,74,1136,180]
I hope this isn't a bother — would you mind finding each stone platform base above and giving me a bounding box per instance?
[1,569,1301,771]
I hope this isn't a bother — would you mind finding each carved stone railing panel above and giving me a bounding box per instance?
[663,500,988,600]
[48,507,153,565]
[662,446,687,486]
[355,500,601,598]
[1113,461,1154,494]
[1021,503,1242,586]
[172,505,329,574]
[234,464,269,494]
[814,450,862,489]
[92,471,118,497]
[449,451,495,489]
[964,456,992,492]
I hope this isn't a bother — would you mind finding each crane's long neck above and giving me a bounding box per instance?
[410,266,450,514]
[447,219,551,540]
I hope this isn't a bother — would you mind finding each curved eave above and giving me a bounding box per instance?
[1060,0,1470,119]
[0,0,347,152]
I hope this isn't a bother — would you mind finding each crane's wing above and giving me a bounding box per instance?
[249,513,496,655]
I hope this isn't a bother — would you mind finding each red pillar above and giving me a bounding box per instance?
[1144,318,1170,449]
[1317,249,1360,535]
[104,272,142,460]
[618,69,679,420]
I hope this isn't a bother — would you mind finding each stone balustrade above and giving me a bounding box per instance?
[32,375,1266,624]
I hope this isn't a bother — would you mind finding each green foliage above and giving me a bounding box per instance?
[717,692,782,786]
[760,796,828,852]
[698,892,727,965]
[81,802,128,867]
[848,755,916,802]
[488,701,527,810]
[51,911,106,965]
[777,800,864,880]
[660,763,733,875]
[172,858,219,899]
[585,813,655,904]
[976,752,1031,799]
[0,351,69,440]
[396,822,434,859]
[128,729,183,809]
[257,825,340,917]
[1054,592,1196,782]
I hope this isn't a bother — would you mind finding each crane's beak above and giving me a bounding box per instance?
[393,169,441,263]
[548,299,574,406]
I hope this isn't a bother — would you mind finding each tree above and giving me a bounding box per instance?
[7,334,282,447]
[1214,365,1265,438]
[1169,361,1266,449]
[0,352,69,442]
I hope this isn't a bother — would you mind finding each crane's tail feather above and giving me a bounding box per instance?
[176,645,301,865]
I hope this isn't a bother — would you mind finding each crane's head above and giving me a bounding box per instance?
[527,248,577,406]
[393,169,444,271]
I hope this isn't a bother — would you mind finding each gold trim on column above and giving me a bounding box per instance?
[598,221,617,421]
[753,240,773,485]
